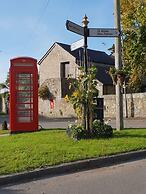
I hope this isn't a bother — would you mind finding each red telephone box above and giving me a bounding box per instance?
[9,57,38,133]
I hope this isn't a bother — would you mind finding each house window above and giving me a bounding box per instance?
[103,85,115,95]
[60,62,70,98]
[60,62,69,78]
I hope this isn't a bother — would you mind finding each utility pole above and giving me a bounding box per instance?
[114,0,124,130]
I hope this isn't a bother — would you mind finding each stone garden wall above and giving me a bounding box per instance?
[39,92,146,118]
[104,92,146,118]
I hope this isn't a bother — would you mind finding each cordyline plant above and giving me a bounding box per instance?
[65,66,98,131]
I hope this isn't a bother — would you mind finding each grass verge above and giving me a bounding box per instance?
[0,128,146,175]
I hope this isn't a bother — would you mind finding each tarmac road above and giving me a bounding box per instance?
[0,115,75,129]
[108,117,146,129]
[0,115,146,129]
[1,158,146,194]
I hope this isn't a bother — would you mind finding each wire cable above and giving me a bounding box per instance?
[23,0,50,50]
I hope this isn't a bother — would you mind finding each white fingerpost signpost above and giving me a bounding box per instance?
[66,9,123,130]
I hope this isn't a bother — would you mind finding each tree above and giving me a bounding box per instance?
[121,0,146,91]
[0,82,9,114]
[0,72,9,90]
[0,83,7,89]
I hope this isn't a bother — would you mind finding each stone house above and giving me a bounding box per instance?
[38,42,115,118]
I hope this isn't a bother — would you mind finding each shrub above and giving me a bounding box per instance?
[92,120,113,138]
[2,121,8,130]
[68,124,85,140]
[68,120,113,140]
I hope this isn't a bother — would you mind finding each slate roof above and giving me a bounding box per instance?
[57,42,115,66]
[57,42,114,84]
[38,42,114,85]
[94,64,113,85]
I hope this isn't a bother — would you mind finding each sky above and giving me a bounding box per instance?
[0,0,115,83]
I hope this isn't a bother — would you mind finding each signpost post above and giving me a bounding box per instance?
[66,14,123,131]
[82,15,89,131]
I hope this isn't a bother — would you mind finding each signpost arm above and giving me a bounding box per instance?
[114,0,124,130]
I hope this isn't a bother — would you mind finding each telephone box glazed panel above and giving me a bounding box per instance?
[9,57,38,132]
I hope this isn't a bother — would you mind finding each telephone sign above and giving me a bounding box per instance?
[9,57,38,133]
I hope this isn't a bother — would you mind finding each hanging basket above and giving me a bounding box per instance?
[38,84,54,100]
[117,73,126,86]
[111,75,117,85]
[108,67,127,86]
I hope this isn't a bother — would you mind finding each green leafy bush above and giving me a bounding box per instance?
[68,124,85,140]
[2,121,8,130]
[92,120,113,138]
[68,120,113,140]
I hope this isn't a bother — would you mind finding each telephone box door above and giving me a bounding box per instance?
[9,57,38,132]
